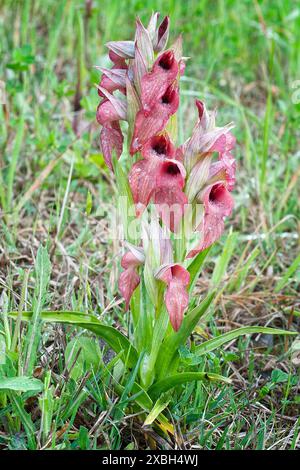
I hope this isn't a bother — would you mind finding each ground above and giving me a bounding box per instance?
[0,0,299,450]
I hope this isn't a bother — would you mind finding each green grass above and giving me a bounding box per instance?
[0,0,299,450]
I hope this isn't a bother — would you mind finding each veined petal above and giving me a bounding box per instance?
[141,50,179,113]
[100,122,123,169]
[123,242,145,264]
[195,99,210,128]
[128,158,159,214]
[170,35,183,61]
[135,18,154,68]
[108,50,128,67]
[185,154,213,202]
[96,87,127,121]
[184,100,234,173]
[155,16,170,52]
[154,185,187,232]
[121,250,144,269]
[155,264,190,331]
[133,44,147,95]
[118,248,144,310]
[97,67,127,96]
[106,40,135,59]
[206,132,236,190]
[147,12,160,41]
[97,100,121,126]
[141,134,176,160]
[118,268,140,310]
[130,83,179,154]
[187,183,234,257]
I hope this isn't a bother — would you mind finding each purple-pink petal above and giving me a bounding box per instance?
[141,50,179,113]
[130,83,179,154]
[157,264,190,331]
[187,183,234,258]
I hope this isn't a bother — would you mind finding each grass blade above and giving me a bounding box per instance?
[274,252,300,293]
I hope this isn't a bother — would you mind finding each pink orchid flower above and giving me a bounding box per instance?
[129,134,187,231]
[140,50,179,113]
[130,82,179,154]
[209,132,236,191]
[155,264,190,331]
[96,88,127,169]
[118,247,145,310]
[187,182,234,258]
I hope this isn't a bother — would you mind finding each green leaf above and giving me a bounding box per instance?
[143,395,170,426]
[195,326,297,356]
[271,368,291,384]
[0,334,6,365]
[25,245,51,374]
[156,292,215,380]
[274,252,300,293]
[149,372,231,400]
[130,382,153,411]
[187,246,211,293]
[85,190,93,215]
[0,376,43,393]
[38,371,54,442]
[8,310,138,369]
[9,392,37,449]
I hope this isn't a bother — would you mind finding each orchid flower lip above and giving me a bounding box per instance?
[158,50,174,70]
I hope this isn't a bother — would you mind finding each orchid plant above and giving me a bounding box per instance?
[9,12,295,431]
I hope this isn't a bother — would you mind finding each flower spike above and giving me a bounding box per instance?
[96,13,236,331]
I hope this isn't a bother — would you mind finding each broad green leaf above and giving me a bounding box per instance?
[8,310,138,368]
[0,376,43,393]
[187,246,211,293]
[156,292,215,380]
[130,382,153,410]
[149,372,231,400]
[143,395,170,426]
[195,326,297,356]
